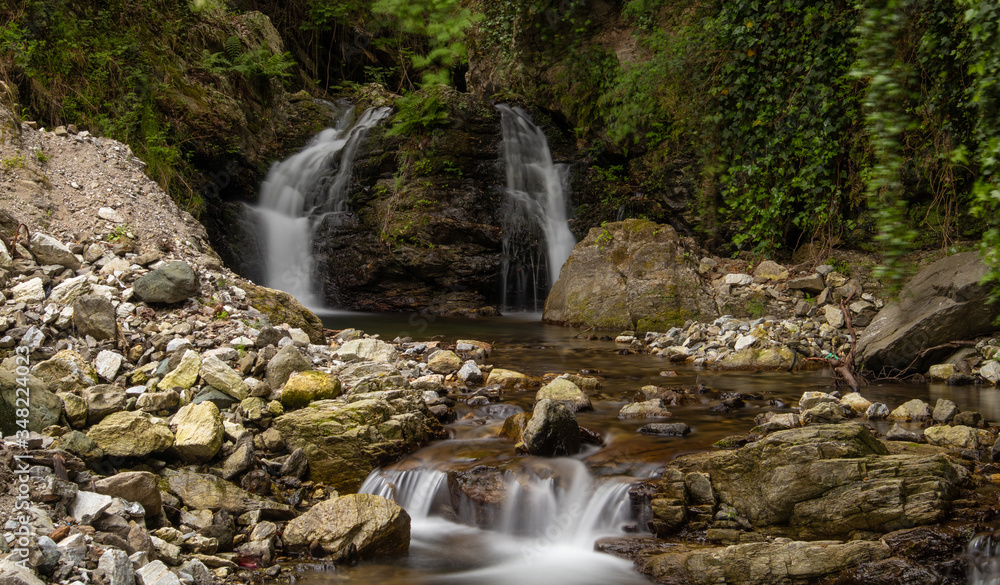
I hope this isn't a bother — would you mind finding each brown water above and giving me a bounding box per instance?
[296,311,1000,585]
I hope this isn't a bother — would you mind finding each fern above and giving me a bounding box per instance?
[224,35,242,62]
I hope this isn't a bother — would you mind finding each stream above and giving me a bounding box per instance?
[282,311,1000,585]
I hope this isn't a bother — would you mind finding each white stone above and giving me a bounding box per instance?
[136,561,180,585]
[0,240,11,270]
[457,361,483,384]
[89,284,119,300]
[99,549,136,585]
[55,306,75,329]
[69,490,113,524]
[100,257,131,276]
[12,278,46,304]
[849,300,874,314]
[21,326,44,351]
[204,347,238,361]
[165,338,193,354]
[724,273,754,286]
[94,350,124,381]
[29,232,80,269]
[116,302,137,318]
[981,360,1000,385]
[734,334,756,351]
[98,207,124,223]
[58,533,88,564]
[230,336,254,348]
[48,275,90,304]
[200,355,248,400]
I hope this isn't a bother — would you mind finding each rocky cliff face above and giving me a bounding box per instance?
[312,90,506,316]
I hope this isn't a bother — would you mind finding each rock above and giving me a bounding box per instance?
[456,361,483,384]
[839,392,872,415]
[824,304,845,329]
[69,490,113,524]
[241,281,325,344]
[536,377,592,412]
[500,412,530,441]
[221,442,256,480]
[704,424,967,539]
[198,355,248,400]
[857,252,1000,373]
[280,447,309,479]
[73,295,117,340]
[932,399,958,423]
[426,350,462,374]
[12,278,46,304]
[0,560,47,585]
[94,350,123,382]
[137,390,181,413]
[799,391,839,410]
[59,392,88,428]
[641,540,891,585]
[133,262,199,304]
[786,273,826,294]
[618,399,672,419]
[158,349,202,391]
[254,326,287,349]
[273,391,444,492]
[733,334,755,351]
[282,494,410,559]
[522,399,580,456]
[98,207,124,223]
[98,549,135,585]
[753,260,789,281]
[334,338,399,364]
[927,363,956,380]
[717,346,797,370]
[280,370,341,409]
[865,402,889,420]
[29,233,81,269]
[0,369,63,434]
[265,345,311,389]
[95,471,162,516]
[801,401,847,424]
[83,384,127,425]
[47,275,90,304]
[485,368,536,389]
[953,411,983,427]
[885,424,923,442]
[981,360,1000,385]
[163,469,294,517]
[638,423,691,436]
[54,430,103,461]
[136,561,180,585]
[724,273,754,286]
[87,411,174,457]
[887,399,931,422]
[172,402,224,462]
[924,425,981,449]
[543,220,717,331]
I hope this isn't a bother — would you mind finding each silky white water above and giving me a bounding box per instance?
[250,105,390,309]
[353,458,649,585]
[496,104,576,311]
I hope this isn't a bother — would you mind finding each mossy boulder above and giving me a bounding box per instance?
[242,281,324,344]
[535,377,592,412]
[87,411,174,458]
[543,219,717,331]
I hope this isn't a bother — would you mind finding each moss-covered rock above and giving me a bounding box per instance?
[241,281,324,344]
[280,370,342,409]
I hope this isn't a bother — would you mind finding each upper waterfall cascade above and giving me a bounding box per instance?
[249,104,390,308]
[497,104,576,311]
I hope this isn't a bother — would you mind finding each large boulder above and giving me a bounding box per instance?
[273,390,445,492]
[857,252,1000,374]
[87,411,174,457]
[198,355,248,400]
[543,219,717,331]
[241,281,324,344]
[333,338,399,364]
[704,424,968,539]
[282,494,409,559]
[265,345,311,390]
[94,471,163,516]
[133,261,200,304]
[642,540,892,585]
[522,399,580,456]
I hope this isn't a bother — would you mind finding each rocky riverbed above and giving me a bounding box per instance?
[1,112,1000,585]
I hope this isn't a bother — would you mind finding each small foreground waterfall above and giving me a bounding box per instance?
[356,458,649,585]
[497,105,576,312]
[249,105,390,308]
[968,531,1000,584]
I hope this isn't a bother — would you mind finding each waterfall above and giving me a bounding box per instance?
[968,531,1000,584]
[249,104,390,309]
[496,105,576,312]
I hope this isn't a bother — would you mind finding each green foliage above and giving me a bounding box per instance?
[106,224,134,242]
[34,148,50,163]
[199,45,296,80]
[0,154,25,170]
